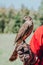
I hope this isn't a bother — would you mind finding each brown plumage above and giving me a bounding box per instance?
[9,16,33,61]
[15,16,33,43]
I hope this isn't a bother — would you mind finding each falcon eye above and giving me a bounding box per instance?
[23,16,28,20]
[25,16,27,19]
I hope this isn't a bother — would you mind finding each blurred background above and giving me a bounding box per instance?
[0,0,43,65]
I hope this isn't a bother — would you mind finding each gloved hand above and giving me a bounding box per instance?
[9,42,38,65]
[17,43,33,64]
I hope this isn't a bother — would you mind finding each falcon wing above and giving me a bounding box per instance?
[15,22,30,42]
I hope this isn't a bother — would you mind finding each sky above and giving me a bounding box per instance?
[0,0,41,11]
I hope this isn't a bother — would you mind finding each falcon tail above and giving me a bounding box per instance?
[9,49,18,61]
[9,44,19,61]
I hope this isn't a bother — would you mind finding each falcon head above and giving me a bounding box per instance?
[23,16,32,22]
[23,16,33,27]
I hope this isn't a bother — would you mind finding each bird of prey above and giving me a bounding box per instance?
[9,16,33,61]
[15,16,33,44]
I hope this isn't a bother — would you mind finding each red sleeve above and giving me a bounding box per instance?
[24,26,43,65]
[30,26,43,54]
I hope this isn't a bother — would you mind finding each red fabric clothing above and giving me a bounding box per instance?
[30,25,43,65]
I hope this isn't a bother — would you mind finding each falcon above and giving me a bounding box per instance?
[9,16,33,61]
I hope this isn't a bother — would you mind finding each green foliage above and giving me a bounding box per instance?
[33,20,41,32]
[38,0,43,25]
[0,19,5,33]
[0,5,42,33]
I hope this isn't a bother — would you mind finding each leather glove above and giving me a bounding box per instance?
[17,43,33,63]
[17,43,38,65]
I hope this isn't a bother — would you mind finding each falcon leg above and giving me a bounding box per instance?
[23,40,26,44]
